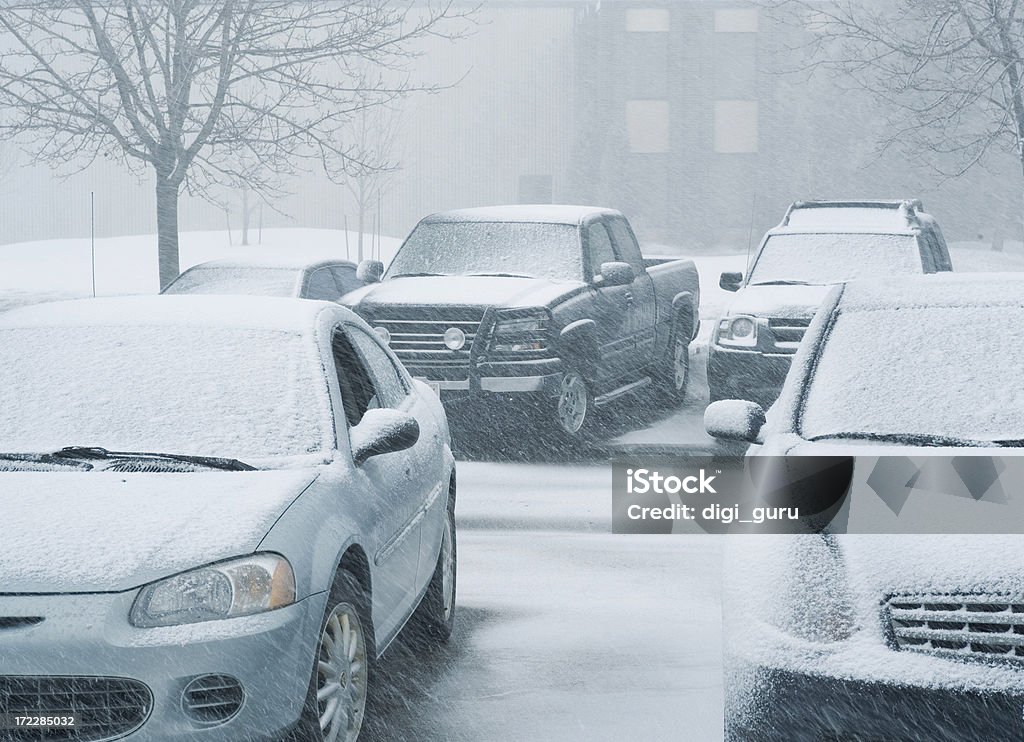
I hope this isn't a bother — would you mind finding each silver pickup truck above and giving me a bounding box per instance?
[342,205,701,440]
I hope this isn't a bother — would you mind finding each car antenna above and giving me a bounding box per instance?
[745,194,757,272]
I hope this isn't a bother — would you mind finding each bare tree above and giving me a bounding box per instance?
[0,1,469,287]
[768,0,1024,224]
[343,101,402,262]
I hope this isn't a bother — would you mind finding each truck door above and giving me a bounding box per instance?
[584,220,633,383]
[607,217,657,370]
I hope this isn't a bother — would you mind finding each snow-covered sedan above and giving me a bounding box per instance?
[163,256,363,301]
[705,274,1024,740]
[0,296,456,742]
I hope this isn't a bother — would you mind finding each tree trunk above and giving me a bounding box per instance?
[357,203,365,263]
[156,178,180,290]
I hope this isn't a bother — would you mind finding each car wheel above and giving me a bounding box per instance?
[554,368,595,439]
[290,571,373,742]
[655,314,690,405]
[407,495,457,645]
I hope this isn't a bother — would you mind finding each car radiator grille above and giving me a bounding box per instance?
[767,317,812,351]
[888,595,1024,660]
[0,676,152,741]
[368,310,485,380]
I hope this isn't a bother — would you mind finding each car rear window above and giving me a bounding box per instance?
[164,266,302,297]
[801,305,1024,441]
[0,325,333,462]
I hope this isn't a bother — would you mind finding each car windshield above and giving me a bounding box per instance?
[801,305,1024,441]
[386,221,583,281]
[0,325,332,463]
[748,233,922,286]
[164,266,302,297]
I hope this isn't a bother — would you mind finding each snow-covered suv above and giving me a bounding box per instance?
[708,200,952,407]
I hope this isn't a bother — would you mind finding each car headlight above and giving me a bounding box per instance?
[716,315,759,348]
[130,553,296,628]
[489,310,550,352]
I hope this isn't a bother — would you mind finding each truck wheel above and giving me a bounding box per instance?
[554,368,595,439]
[654,314,690,405]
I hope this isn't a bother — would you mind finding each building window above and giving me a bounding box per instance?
[714,100,759,153]
[626,8,670,33]
[714,8,759,33]
[627,100,670,153]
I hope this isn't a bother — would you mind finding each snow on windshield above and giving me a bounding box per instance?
[801,305,1023,440]
[386,221,583,281]
[749,233,922,285]
[164,265,302,297]
[0,326,332,461]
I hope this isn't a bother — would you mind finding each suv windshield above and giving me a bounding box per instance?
[0,325,331,462]
[801,305,1024,441]
[386,221,583,281]
[748,233,922,286]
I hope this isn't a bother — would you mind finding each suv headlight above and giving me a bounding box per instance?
[489,310,550,352]
[716,315,759,348]
[130,553,296,628]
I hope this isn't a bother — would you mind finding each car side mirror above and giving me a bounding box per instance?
[704,400,766,443]
[597,261,635,288]
[720,271,743,292]
[356,260,384,284]
[351,409,419,465]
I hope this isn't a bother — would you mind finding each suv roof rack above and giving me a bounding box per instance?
[782,199,925,228]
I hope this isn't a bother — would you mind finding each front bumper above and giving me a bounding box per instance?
[0,590,327,740]
[416,358,565,399]
[707,346,793,406]
[728,663,1024,742]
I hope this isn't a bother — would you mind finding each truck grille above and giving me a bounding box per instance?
[0,676,151,741]
[364,308,485,380]
[888,595,1024,660]
[767,317,812,351]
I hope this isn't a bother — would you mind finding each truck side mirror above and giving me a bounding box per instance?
[598,261,635,288]
[720,272,743,292]
[356,260,384,284]
[704,400,766,443]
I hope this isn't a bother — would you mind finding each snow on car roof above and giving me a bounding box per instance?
[839,272,1024,310]
[0,295,352,333]
[423,204,622,225]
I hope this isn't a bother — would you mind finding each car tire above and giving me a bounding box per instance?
[289,570,374,742]
[407,493,457,645]
[552,367,598,441]
[654,313,691,405]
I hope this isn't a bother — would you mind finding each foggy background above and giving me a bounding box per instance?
[0,0,1017,254]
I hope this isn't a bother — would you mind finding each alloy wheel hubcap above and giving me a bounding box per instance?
[316,603,367,742]
[557,373,588,433]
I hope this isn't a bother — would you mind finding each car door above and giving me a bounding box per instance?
[607,217,657,370]
[330,326,422,638]
[584,219,633,384]
[343,325,446,611]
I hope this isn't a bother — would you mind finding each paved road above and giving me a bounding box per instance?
[363,461,725,742]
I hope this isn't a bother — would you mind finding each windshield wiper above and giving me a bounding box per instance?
[749,280,818,287]
[807,432,1008,448]
[389,272,448,279]
[0,452,93,470]
[463,271,538,279]
[55,446,255,472]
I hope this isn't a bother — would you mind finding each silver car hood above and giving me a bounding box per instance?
[0,470,317,593]
[725,283,833,319]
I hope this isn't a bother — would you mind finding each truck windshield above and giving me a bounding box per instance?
[386,221,583,281]
[748,233,922,286]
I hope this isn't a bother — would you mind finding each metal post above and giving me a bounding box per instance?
[90,191,96,298]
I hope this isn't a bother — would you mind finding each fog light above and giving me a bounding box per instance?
[731,317,755,338]
[181,674,244,726]
[373,326,391,345]
[443,327,466,350]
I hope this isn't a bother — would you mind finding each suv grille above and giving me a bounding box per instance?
[767,317,812,350]
[888,595,1024,660]
[0,676,151,741]
[367,308,485,380]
